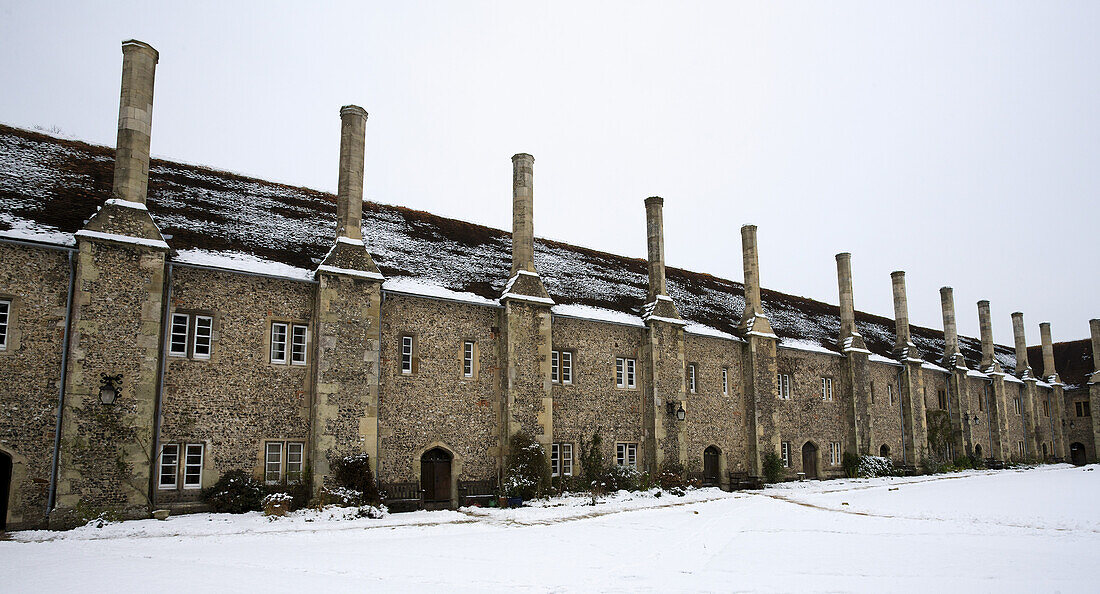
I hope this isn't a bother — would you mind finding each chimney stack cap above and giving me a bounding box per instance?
[645,196,664,206]
[836,252,851,260]
[891,270,905,278]
[121,39,159,61]
[512,153,534,162]
[340,105,368,118]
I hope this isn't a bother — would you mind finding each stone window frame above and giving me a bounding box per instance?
[0,294,23,356]
[1043,397,1050,417]
[615,442,638,468]
[168,310,217,361]
[551,349,574,385]
[937,389,947,410]
[828,441,842,466]
[289,324,309,366]
[776,373,791,400]
[399,334,419,375]
[157,441,206,490]
[1013,396,1021,416]
[722,367,729,396]
[267,318,309,367]
[1075,401,1090,417]
[182,443,205,489]
[158,443,179,490]
[264,440,306,485]
[780,441,791,468]
[462,338,484,380]
[687,363,697,394]
[615,357,636,390]
[550,442,574,477]
[820,377,834,402]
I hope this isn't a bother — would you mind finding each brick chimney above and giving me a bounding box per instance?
[891,271,914,357]
[511,153,536,275]
[739,225,772,335]
[835,253,866,351]
[112,40,159,205]
[940,287,963,366]
[1011,312,1032,378]
[335,105,367,241]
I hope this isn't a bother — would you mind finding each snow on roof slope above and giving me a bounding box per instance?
[0,124,1034,372]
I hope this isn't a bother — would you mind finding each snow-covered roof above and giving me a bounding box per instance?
[0,124,1056,375]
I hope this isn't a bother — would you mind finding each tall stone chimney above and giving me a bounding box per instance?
[835,253,866,351]
[511,153,536,275]
[112,40,159,205]
[977,300,1000,372]
[739,225,772,335]
[940,287,963,366]
[645,197,668,300]
[1090,319,1100,383]
[335,105,367,241]
[1039,322,1060,383]
[891,271,914,357]
[1011,312,1032,378]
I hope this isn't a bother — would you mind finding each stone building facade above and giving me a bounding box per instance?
[1,41,1097,530]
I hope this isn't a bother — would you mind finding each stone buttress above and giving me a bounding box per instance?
[500,153,554,461]
[940,287,973,457]
[836,253,872,456]
[54,40,167,526]
[640,197,687,473]
[738,225,777,475]
[310,105,385,488]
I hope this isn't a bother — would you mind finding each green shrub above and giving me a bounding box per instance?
[658,461,687,496]
[604,464,644,492]
[952,455,973,470]
[202,470,264,513]
[857,455,893,478]
[762,451,784,484]
[503,431,550,500]
[327,454,380,506]
[579,429,605,492]
[842,451,860,478]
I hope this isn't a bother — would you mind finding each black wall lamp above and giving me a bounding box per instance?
[99,373,123,405]
[666,400,686,421]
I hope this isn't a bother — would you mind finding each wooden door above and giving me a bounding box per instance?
[703,447,720,485]
[802,442,818,479]
[421,448,452,505]
[1071,443,1086,466]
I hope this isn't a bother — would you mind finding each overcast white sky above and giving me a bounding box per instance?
[1,1,1096,346]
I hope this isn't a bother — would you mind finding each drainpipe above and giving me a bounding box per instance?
[150,263,173,508]
[46,250,76,517]
[897,369,906,465]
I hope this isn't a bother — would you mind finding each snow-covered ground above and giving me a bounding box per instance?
[3,464,1096,592]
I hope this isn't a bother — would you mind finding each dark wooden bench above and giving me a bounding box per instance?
[985,458,1006,470]
[896,465,918,476]
[379,481,424,513]
[458,479,498,507]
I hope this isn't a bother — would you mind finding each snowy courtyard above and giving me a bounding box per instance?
[3,464,1096,593]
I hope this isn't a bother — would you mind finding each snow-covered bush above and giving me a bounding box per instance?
[202,470,264,513]
[328,453,380,506]
[503,431,550,500]
[658,461,688,496]
[858,455,893,478]
[261,492,294,517]
[604,464,643,492]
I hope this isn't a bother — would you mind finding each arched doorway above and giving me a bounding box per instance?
[703,446,721,487]
[1070,442,1087,466]
[420,448,453,509]
[0,450,11,531]
[879,444,890,459]
[801,442,818,479]
[974,444,982,459]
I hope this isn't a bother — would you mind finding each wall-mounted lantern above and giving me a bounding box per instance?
[666,400,686,422]
[99,373,123,405]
